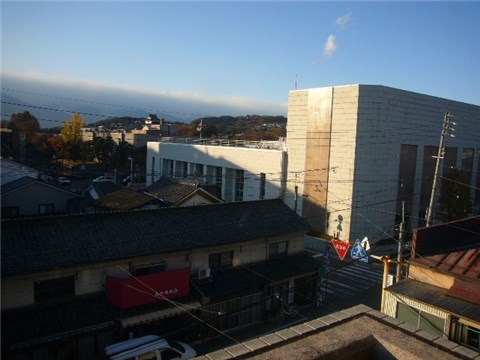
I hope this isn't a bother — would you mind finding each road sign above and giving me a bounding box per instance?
[351,239,368,263]
[332,239,350,261]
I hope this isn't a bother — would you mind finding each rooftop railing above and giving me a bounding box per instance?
[158,137,285,150]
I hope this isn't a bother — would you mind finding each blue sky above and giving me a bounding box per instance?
[2,1,479,121]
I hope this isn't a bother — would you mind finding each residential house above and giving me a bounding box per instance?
[1,199,320,359]
[383,216,480,352]
[143,176,223,207]
[1,175,82,218]
[95,187,164,211]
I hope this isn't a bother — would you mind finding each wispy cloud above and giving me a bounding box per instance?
[323,34,337,60]
[335,13,352,29]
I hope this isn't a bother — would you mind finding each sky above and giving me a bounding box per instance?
[1,1,480,124]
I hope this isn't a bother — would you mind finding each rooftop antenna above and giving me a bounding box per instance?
[295,74,298,90]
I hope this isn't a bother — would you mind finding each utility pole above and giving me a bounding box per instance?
[425,112,456,227]
[396,201,404,282]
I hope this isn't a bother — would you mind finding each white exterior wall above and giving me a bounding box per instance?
[326,85,359,240]
[285,89,310,214]
[146,142,286,202]
[287,84,480,242]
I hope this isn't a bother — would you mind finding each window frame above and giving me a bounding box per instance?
[268,241,288,258]
[209,250,234,269]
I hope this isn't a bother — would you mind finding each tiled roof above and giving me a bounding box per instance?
[2,199,311,276]
[96,188,159,210]
[144,177,204,204]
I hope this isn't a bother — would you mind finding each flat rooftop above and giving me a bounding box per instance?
[195,305,480,360]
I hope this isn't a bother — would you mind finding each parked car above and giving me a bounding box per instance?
[57,176,71,185]
[93,175,116,183]
[104,335,196,360]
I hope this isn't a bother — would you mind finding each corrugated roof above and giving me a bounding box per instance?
[412,248,480,280]
[1,199,311,276]
[386,279,480,323]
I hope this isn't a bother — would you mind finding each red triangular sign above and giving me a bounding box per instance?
[332,239,350,261]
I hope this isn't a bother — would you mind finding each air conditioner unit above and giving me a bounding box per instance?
[198,267,211,280]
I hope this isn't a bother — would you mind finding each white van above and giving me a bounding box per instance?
[104,335,196,360]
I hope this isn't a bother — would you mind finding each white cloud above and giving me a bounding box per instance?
[335,13,352,29]
[1,71,287,124]
[323,34,337,60]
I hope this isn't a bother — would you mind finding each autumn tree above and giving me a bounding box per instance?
[61,113,85,143]
[61,113,86,160]
[9,111,41,142]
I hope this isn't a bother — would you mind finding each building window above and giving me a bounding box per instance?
[268,241,288,258]
[259,173,266,200]
[215,167,223,188]
[38,203,55,215]
[34,276,75,303]
[451,318,480,350]
[235,170,244,201]
[162,159,173,177]
[2,206,19,218]
[195,163,204,179]
[132,262,166,276]
[209,251,233,269]
[175,161,187,178]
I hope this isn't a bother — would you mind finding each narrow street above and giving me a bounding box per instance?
[193,243,387,356]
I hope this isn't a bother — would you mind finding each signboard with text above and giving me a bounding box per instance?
[332,239,350,261]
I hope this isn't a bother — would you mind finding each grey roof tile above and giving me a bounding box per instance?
[2,199,311,276]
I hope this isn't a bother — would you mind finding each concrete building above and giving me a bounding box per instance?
[286,85,480,242]
[146,84,480,242]
[146,139,287,203]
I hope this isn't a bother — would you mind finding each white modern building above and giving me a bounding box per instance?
[147,84,480,242]
[146,139,287,203]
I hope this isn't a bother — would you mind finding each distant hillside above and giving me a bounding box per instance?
[87,115,287,138]
[189,115,287,138]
